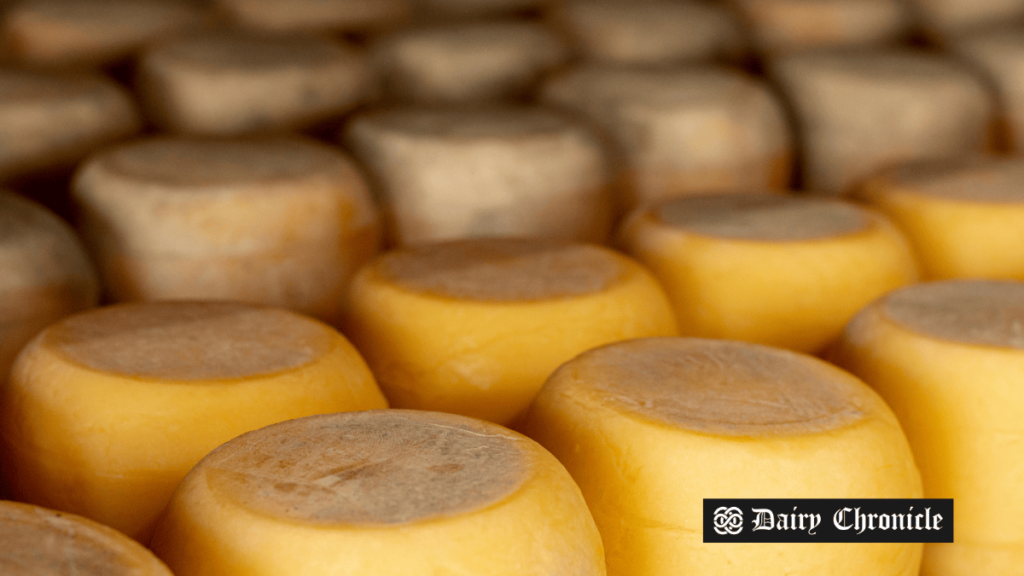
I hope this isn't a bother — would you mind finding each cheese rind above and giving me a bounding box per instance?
[0,301,387,541]
[951,26,1024,151]
[519,337,923,576]
[149,410,606,576]
[215,0,409,32]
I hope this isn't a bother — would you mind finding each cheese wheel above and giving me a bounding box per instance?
[541,65,791,209]
[0,301,387,541]
[72,136,380,324]
[829,280,1024,576]
[0,0,208,68]
[727,0,911,55]
[617,192,919,353]
[149,410,605,576]
[343,107,613,245]
[0,192,97,385]
[771,49,993,196]
[137,31,371,136]
[520,337,923,576]
[0,501,172,576]
[342,238,678,425]
[952,26,1024,151]
[214,0,409,33]
[549,0,744,66]
[0,70,140,181]
[412,0,543,18]
[370,21,567,104]
[859,157,1024,280]
[909,0,1024,39]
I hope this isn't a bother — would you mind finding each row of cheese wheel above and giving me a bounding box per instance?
[2,276,1022,575]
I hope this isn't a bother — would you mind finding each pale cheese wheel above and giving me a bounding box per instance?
[728,0,911,55]
[550,0,744,66]
[0,69,141,181]
[909,0,1024,39]
[0,192,97,385]
[215,0,410,33]
[149,410,605,576]
[342,238,678,425]
[952,26,1024,151]
[771,49,993,196]
[0,301,388,541]
[72,136,380,324]
[343,106,613,245]
[0,0,209,67]
[830,280,1024,576]
[541,65,792,209]
[137,31,371,136]
[859,156,1024,280]
[617,192,919,353]
[0,500,172,576]
[520,337,923,576]
[370,21,567,104]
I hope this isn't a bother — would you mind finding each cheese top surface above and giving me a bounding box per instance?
[0,501,171,575]
[355,107,575,140]
[203,411,528,526]
[374,239,626,301]
[545,65,759,107]
[775,49,976,86]
[565,338,870,436]
[41,302,335,381]
[0,70,118,104]
[881,280,1024,349]
[151,32,357,70]
[654,194,870,241]
[6,0,203,36]
[872,158,1024,203]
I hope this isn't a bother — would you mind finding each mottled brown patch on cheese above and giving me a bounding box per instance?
[568,338,869,435]
[204,411,528,526]
[42,301,334,381]
[872,157,1024,203]
[376,239,625,301]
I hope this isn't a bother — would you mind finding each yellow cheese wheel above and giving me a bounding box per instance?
[137,31,371,136]
[370,21,567,104]
[830,280,1024,576]
[519,337,923,576]
[952,25,1024,151]
[0,500,173,576]
[0,301,387,541]
[541,65,792,209]
[0,69,140,181]
[214,0,410,33]
[0,192,98,385]
[343,107,613,245]
[149,410,605,576]
[549,0,744,66]
[617,192,919,353]
[0,0,209,68]
[72,135,380,324]
[859,156,1024,280]
[342,238,678,425]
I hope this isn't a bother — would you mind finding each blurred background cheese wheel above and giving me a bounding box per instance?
[411,0,544,18]
[342,239,678,425]
[0,69,140,182]
[830,280,1024,576]
[519,337,923,576]
[908,0,1024,40]
[72,136,380,324]
[0,501,173,576]
[0,192,97,385]
[952,26,1024,151]
[214,0,410,33]
[0,301,387,541]
[541,65,792,209]
[149,410,605,576]
[0,0,209,68]
[617,193,919,353]
[727,0,911,55]
[548,0,744,67]
[343,107,612,245]
[860,157,1024,280]
[771,49,993,196]
[137,31,371,136]
[370,21,567,104]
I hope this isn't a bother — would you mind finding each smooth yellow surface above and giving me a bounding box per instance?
[0,313,387,542]
[343,248,678,426]
[618,199,919,353]
[831,299,1024,575]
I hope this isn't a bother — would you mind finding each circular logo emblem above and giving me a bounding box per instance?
[713,506,744,535]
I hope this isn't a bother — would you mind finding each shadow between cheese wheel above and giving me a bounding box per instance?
[519,337,923,576]
[149,410,605,576]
